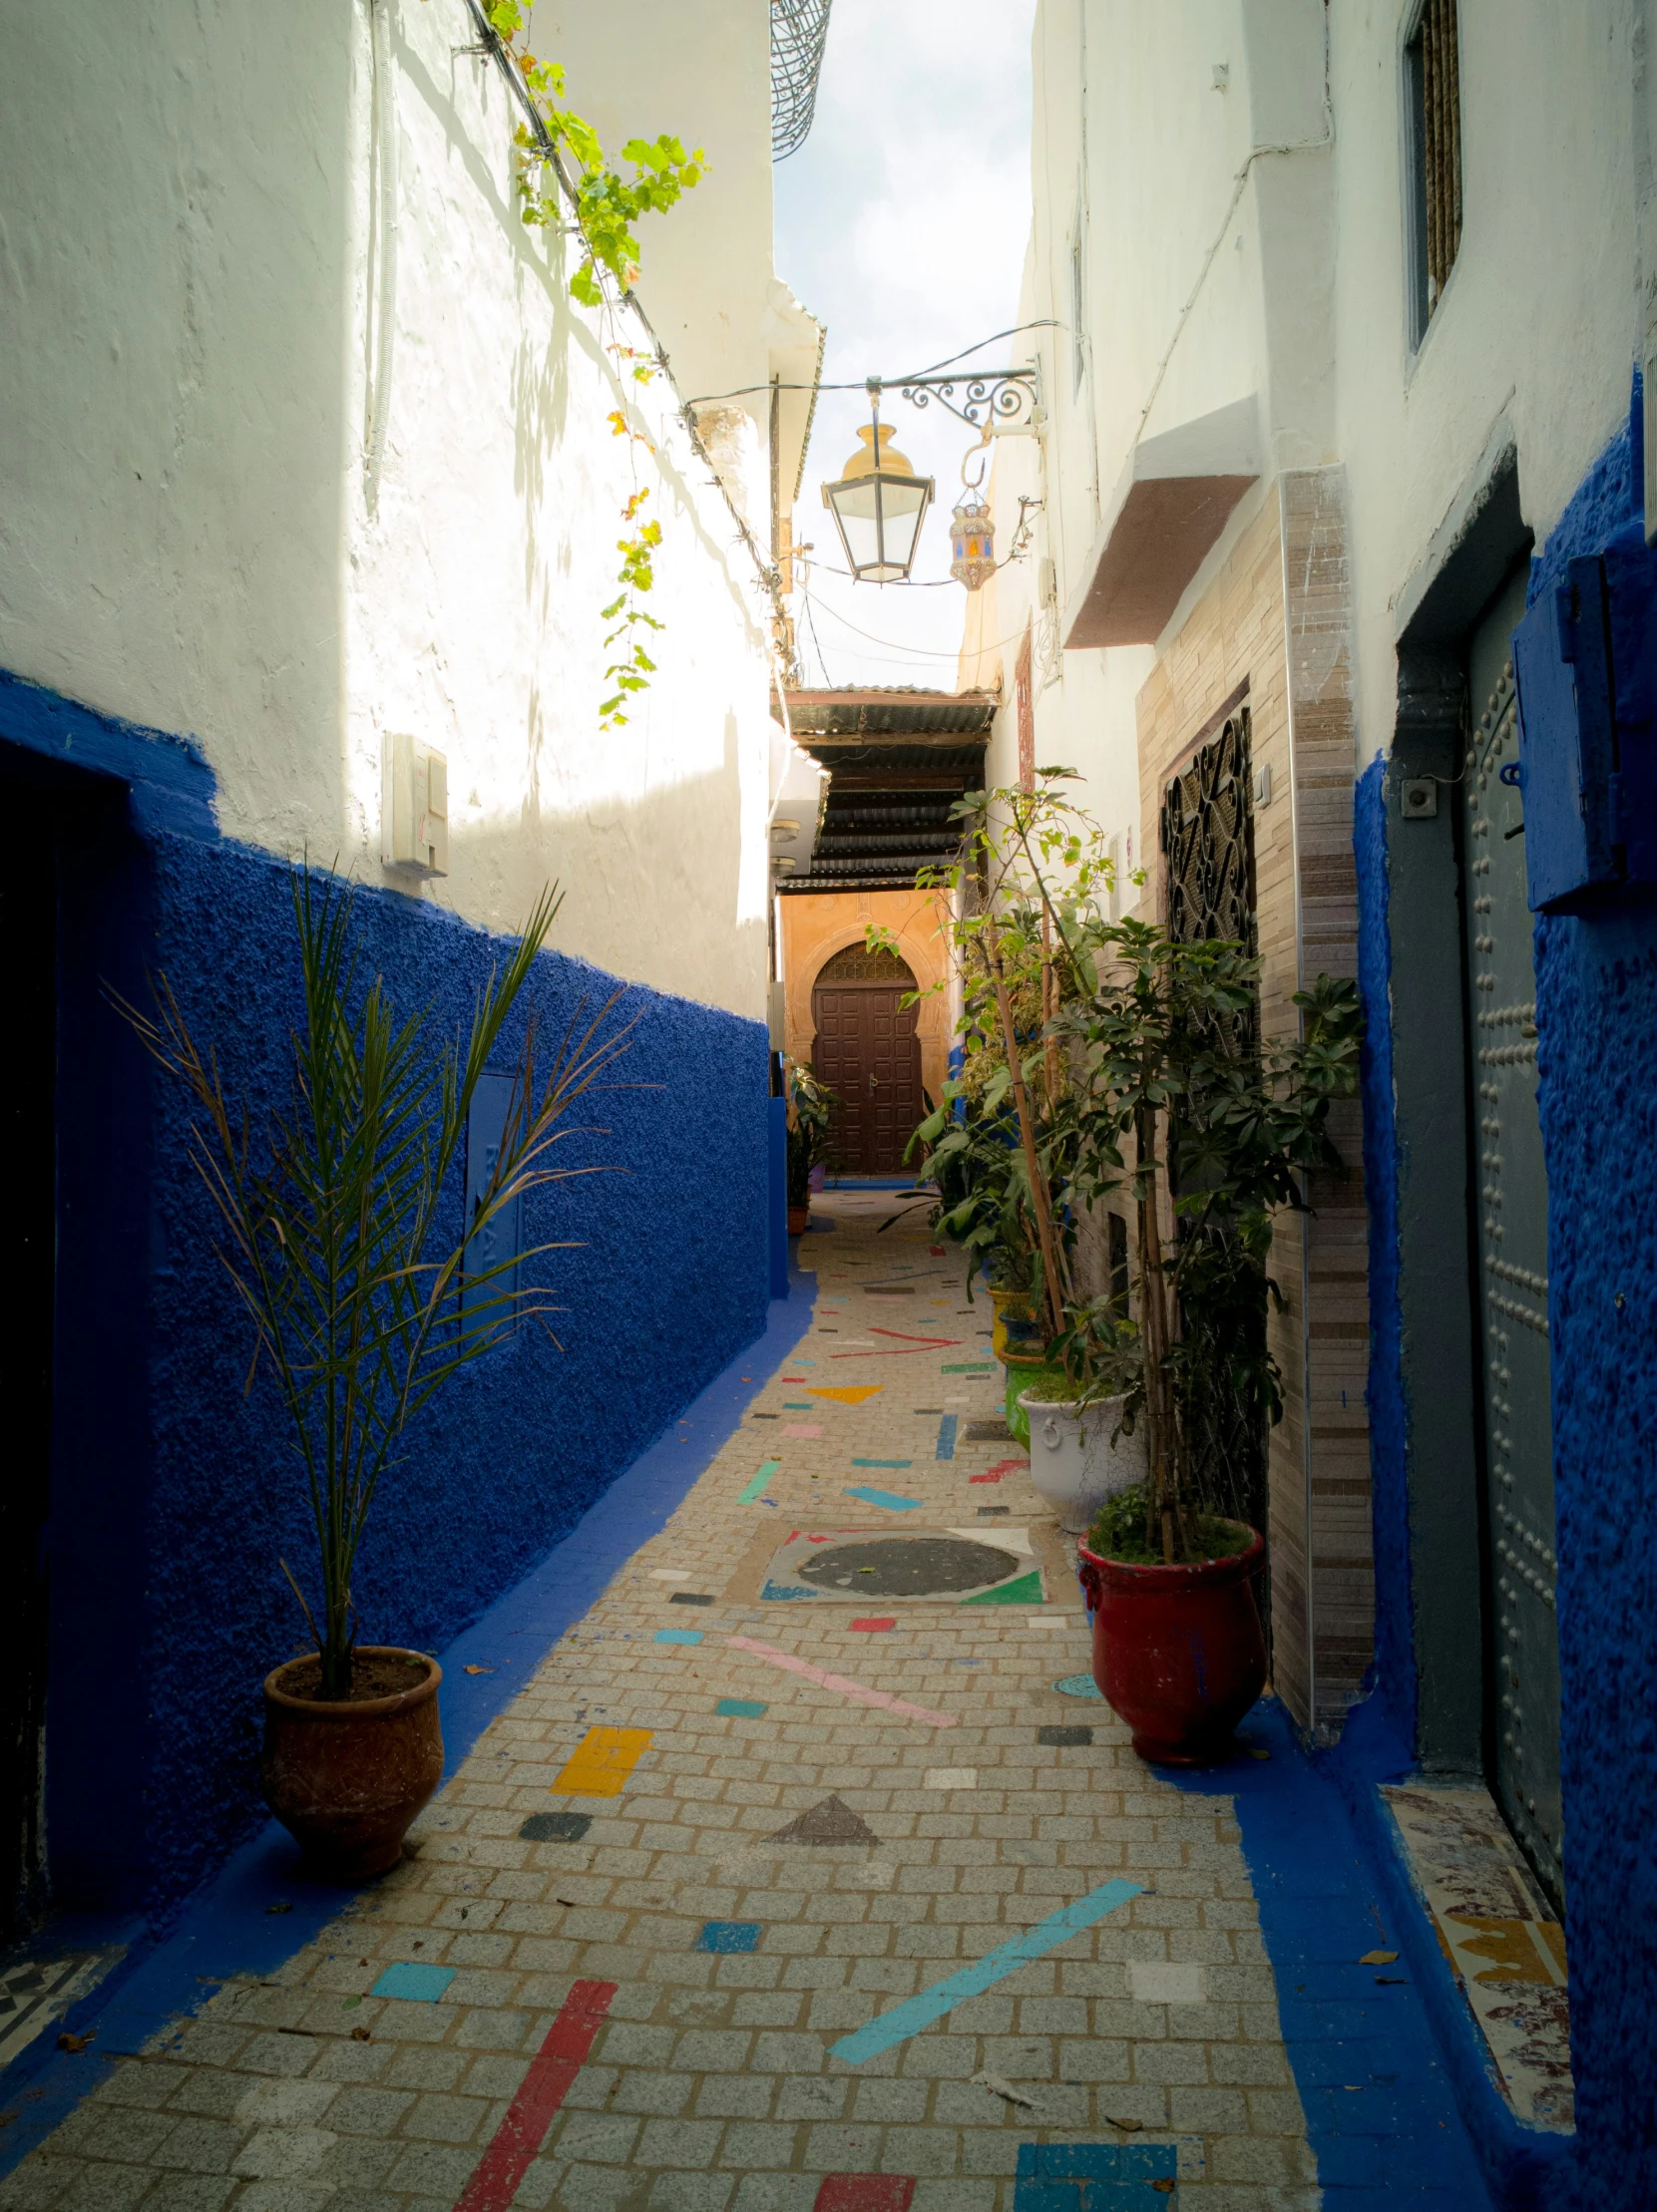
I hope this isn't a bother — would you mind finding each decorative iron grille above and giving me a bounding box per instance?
[771,0,833,161]
[1158,707,1267,1552]
[815,943,915,986]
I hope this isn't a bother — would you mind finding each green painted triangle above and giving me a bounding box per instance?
[962,1568,1044,1607]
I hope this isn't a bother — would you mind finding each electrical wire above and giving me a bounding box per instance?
[802,584,1026,663]
[680,324,1065,409]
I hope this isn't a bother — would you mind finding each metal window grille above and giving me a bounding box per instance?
[771,0,833,162]
[1158,708,1268,1553]
[1406,0,1462,340]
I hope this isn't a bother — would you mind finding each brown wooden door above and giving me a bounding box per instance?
[812,983,922,1174]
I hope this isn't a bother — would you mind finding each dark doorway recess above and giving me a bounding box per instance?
[0,811,56,1939]
[811,943,922,1174]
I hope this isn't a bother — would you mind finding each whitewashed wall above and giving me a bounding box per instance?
[0,0,801,1018]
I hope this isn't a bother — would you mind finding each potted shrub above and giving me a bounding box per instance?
[1056,920,1361,1762]
[122,869,629,1878]
[785,1059,837,1233]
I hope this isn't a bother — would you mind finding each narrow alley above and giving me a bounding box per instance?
[0,1196,1491,2212]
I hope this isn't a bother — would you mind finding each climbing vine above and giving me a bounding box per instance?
[478,3,706,727]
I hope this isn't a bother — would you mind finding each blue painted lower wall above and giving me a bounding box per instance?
[1354,391,1657,2205]
[2,670,770,1919]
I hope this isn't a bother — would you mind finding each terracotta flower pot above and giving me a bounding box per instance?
[261,1648,444,1881]
[1076,1529,1267,1765]
[787,1203,810,1235]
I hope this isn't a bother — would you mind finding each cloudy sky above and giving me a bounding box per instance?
[773,0,1036,689]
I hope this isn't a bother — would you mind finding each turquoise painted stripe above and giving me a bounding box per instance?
[843,1485,922,1512]
[738,1460,781,1503]
[942,1362,994,1373]
[850,1458,912,1468]
[829,1878,1143,2062]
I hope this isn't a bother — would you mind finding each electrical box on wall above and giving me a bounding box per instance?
[1512,530,1657,911]
[381,733,449,878]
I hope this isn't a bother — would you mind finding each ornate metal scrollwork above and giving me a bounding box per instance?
[878,370,1040,434]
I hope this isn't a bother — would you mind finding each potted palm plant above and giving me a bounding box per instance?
[1058,922,1361,1762]
[122,868,630,1878]
[785,1059,837,1233]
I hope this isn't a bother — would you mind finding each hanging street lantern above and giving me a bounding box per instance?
[949,493,996,591]
[821,388,935,582]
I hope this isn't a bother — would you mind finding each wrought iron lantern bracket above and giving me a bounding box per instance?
[877,367,1042,436]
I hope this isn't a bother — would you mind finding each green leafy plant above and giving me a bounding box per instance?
[785,1058,838,1206]
[1085,1484,1248,1568]
[482,5,705,304]
[600,484,664,728]
[119,869,633,1697]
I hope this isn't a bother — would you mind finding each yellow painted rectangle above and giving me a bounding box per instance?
[550,1726,652,1798]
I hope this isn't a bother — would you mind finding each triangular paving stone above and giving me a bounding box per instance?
[769,1795,880,1846]
[806,1386,884,1404]
[961,1569,1044,1606]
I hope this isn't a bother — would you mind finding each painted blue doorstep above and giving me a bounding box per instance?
[369,1962,456,2003]
[850,1457,913,1468]
[843,1485,922,1512]
[716,1697,768,1717]
[655,1629,702,1645]
[936,1413,959,1460]
[696,1922,762,1954]
[829,1878,1143,2061]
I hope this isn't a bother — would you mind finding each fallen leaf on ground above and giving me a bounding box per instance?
[463,1664,496,1675]
[1358,1950,1398,1965]
[1247,1748,1270,1760]
[970,2071,1037,2107]
[1152,2183,1176,2195]
[1105,2114,1144,2131]
[350,2027,371,2042]
[265,1901,292,1915]
[56,2032,93,2053]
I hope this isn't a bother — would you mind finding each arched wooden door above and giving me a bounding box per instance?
[811,944,922,1175]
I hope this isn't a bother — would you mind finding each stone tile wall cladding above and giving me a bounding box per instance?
[1134,473,1372,1743]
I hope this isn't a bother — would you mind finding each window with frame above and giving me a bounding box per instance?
[1405,0,1462,346]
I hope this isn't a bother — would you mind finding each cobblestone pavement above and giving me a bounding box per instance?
[0,1190,1317,2212]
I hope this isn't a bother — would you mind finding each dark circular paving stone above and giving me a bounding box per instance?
[795,1536,1020,1597]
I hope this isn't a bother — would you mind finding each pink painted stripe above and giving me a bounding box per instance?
[725,1636,957,1727]
[453,1979,616,2210]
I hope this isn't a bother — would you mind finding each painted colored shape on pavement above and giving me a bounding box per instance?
[716,1697,768,1717]
[852,1618,896,1632]
[520,1811,592,1842]
[962,1569,1044,1607]
[370,1962,457,2003]
[455,1979,617,2212]
[696,1921,762,1954]
[844,1486,922,1512]
[550,1725,652,1797]
[654,1629,702,1645]
[829,1878,1143,2060]
[784,1424,824,1437]
[738,1461,780,1503]
[936,1415,959,1460]
[760,1580,819,1600]
[851,1458,913,1468]
[1053,1673,1105,1699]
[815,2177,916,2212]
[725,1635,957,1727]
[807,1385,884,1404]
[668,1592,714,1606]
[942,1363,995,1374]
[1037,1725,1093,1746]
[968,1471,1004,1484]
[1012,2140,1176,2206]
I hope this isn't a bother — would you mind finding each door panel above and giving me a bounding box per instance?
[1462,564,1564,1908]
[811,985,921,1174]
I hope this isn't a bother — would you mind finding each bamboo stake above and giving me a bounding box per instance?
[982,912,1067,1341]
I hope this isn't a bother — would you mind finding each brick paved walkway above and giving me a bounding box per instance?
[0,1189,1317,2212]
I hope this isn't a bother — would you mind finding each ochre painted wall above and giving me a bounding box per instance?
[779,887,954,1116]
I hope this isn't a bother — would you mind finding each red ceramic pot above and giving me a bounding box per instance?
[262,1649,444,1881]
[1076,1528,1267,1765]
[787,1204,810,1236]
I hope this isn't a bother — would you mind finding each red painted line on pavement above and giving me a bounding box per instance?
[725,1635,956,1727]
[453,1979,616,2210]
[814,2177,916,2212]
[869,1327,959,1343]
[851,1618,896,1632]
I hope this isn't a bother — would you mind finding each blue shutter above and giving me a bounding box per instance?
[463,1068,522,1323]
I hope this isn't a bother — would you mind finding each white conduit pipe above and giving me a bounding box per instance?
[364,0,398,514]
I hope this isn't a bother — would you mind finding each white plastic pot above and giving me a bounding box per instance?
[1018,1389,1148,1534]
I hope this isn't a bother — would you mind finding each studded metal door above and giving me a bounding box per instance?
[1462,570,1563,1907]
